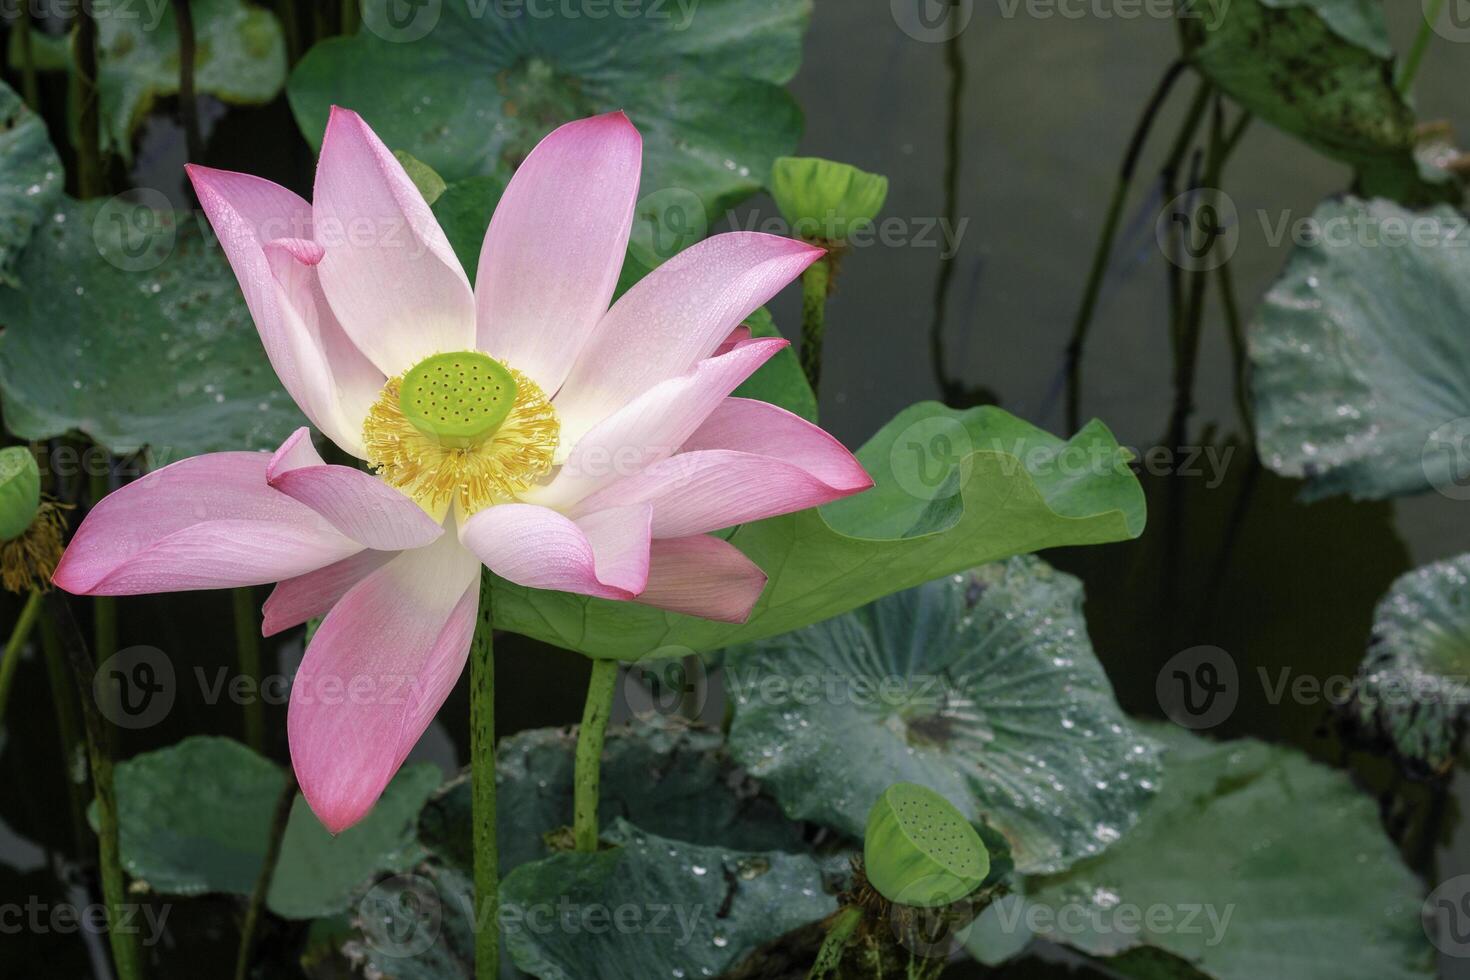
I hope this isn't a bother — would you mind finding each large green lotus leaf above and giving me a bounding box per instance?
[1180,0,1454,202]
[0,197,303,459]
[991,723,1435,980]
[1349,554,1470,775]
[726,558,1160,875]
[288,0,809,259]
[1250,197,1470,501]
[490,402,1146,660]
[418,717,806,877]
[100,736,439,918]
[500,819,836,980]
[84,0,285,160]
[0,80,62,287]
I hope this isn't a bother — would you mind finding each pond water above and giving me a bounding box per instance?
[3,3,1470,977]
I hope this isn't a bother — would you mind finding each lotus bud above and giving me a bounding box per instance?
[770,156,889,244]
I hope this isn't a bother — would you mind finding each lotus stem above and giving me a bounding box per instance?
[172,0,203,161]
[88,471,116,669]
[1401,0,1446,94]
[573,659,618,852]
[231,588,264,753]
[47,591,145,980]
[41,611,90,859]
[16,7,40,110]
[74,1,104,199]
[471,575,499,976]
[800,256,831,395]
[0,589,44,729]
[234,773,294,980]
[928,24,965,403]
[806,905,863,979]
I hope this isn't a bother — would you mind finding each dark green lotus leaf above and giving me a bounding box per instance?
[733,306,816,422]
[99,736,439,918]
[979,723,1434,979]
[418,716,806,877]
[1250,197,1470,501]
[490,402,1145,660]
[46,0,286,160]
[500,819,836,980]
[0,197,303,459]
[725,558,1159,875]
[288,0,810,260]
[431,174,510,283]
[1348,553,1470,775]
[1180,0,1455,203]
[0,80,62,287]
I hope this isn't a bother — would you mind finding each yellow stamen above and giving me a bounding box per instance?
[1,500,69,594]
[364,354,559,516]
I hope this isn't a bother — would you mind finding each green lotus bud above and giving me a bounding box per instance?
[769,156,889,243]
[0,447,41,543]
[864,783,988,908]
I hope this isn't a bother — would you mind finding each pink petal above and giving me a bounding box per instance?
[187,165,383,456]
[526,338,788,511]
[289,532,481,833]
[683,397,874,491]
[313,107,475,376]
[459,503,651,599]
[571,448,868,539]
[262,549,395,637]
[712,325,752,357]
[476,112,641,394]
[554,233,820,443]
[52,453,362,596]
[265,428,443,551]
[634,536,767,623]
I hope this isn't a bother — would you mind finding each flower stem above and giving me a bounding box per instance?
[799,257,831,396]
[88,471,116,667]
[41,611,90,861]
[234,773,294,980]
[1401,0,1446,94]
[573,659,618,852]
[46,591,144,980]
[0,589,44,729]
[74,0,104,199]
[15,6,39,111]
[231,587,264,753]
[806,906,863,979]
[471,575,498,977]
[172,0,203,161]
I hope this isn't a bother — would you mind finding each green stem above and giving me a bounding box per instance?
[88,471,117,674]
[234,773,294,980]
[16,7,40,111]
[232,588,264,753]
[341,0,360,35]
[0,590,44,728]
[471,575,498,977]
[74,1,104,199]
[929,23,965,403]
[1064,59,1187,432]
[47,592,144,980]
[1400,0,1446,94]
[172,0,203,160]
[573,659,618,852]
[807,906,863,979]
[41,611,90,861]
[276,0,301,65]
[799,257,831,396]
[1216,254,1253,438]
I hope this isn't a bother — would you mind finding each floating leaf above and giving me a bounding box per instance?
[0,197,302,459]
[1349,554,1470,775]
[1250,196,1470,501]
[418,717,806,877]
[987,723,1435,979]
[288,0,810,259]
[1181,0,1455,202]
[100,736,439,918]
[491,403,1146,660]
[500,819,836,980]
[725,558,1159,875]
[0,79,62,287]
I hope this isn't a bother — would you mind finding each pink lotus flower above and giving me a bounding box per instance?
[53,109,871,832]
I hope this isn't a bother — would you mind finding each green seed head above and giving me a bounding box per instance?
[863,782,989,908]
[0,447,41,542]
[398,352,518,449]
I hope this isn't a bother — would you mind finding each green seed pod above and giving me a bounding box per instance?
[0,447,41,543]
[399,352,518,449]
[769,156,889,243]
[863,782,989,908]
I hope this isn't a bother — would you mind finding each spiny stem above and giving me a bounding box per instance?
[1401,0,1446,94]
[799,257,831,396]
[231,588,264,753]
[47,591,144,980]
[1064,59,1187,432]
[807,906,863,979]
[234,774,294,980]
[471,575,499,977]
[0,589,44,728]
[573,659,618,852]
[173,0,203,160]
